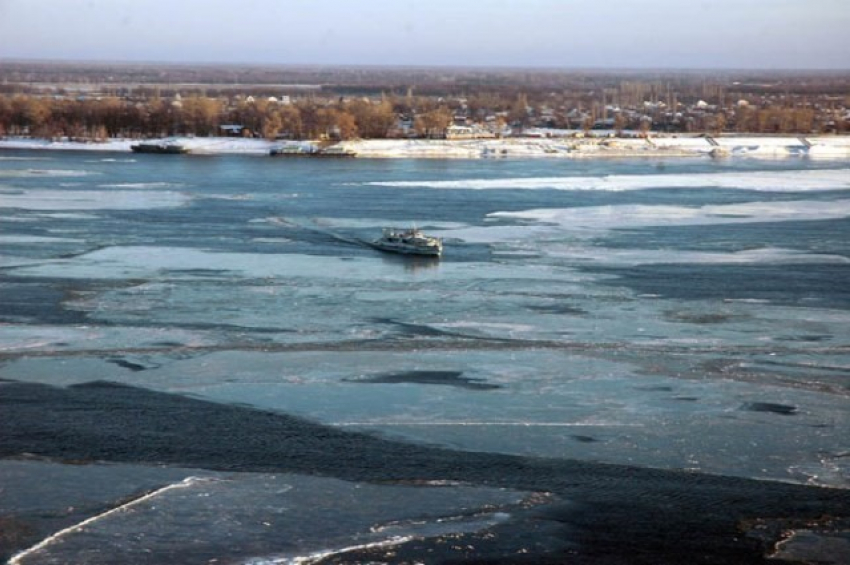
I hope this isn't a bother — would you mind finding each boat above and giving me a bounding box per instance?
[131,142,189,154]
[269,145,356,158]
[269,145,316,156]
[315,146,356,158]
[372,227,443,257]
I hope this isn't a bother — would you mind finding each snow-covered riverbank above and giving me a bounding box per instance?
[1,134,849,159]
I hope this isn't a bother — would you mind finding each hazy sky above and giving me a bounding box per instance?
[1,0,848,69]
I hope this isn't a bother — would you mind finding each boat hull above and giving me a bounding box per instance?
[131,143,189,154]
[371,241,442,257]
[373,227,443,257]
[270,147,356,157]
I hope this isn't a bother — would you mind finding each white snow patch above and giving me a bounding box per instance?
[489,199,850,231]
[365,169,850,192]
[2,135,850,160]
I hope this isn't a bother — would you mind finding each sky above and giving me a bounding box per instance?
[0,0,848,69]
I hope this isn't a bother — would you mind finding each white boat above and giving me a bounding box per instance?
[373,227,443,257]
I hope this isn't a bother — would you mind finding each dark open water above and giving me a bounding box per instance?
[1,150,849,563]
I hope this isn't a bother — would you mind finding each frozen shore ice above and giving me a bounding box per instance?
[1,134,849,159]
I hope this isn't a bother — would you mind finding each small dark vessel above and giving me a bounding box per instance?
[373,227,443,257]
[270,145,316,156]
[315,146,357,158]
[131,143,190,154]
[270,145,356,158]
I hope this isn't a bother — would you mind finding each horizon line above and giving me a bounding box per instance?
[3,57,850,75]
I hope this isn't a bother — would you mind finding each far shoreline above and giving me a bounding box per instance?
[1,133,849,160]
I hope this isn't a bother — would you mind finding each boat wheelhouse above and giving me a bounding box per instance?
[372,228,443,257]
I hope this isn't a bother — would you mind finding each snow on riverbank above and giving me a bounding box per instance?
[1,135,848,159]
[0,137,278,155]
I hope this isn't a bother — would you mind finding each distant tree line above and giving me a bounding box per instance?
[0,93,467,141]
[0,90,846,141]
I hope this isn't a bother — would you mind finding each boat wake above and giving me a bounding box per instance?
[259,216,374,249]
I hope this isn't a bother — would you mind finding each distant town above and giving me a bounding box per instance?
[1,61,848,141]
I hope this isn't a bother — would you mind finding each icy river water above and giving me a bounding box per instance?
[1,150,849,564]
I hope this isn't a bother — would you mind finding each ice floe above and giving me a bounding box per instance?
[365,169,850,192]
[488,199,850,231]
[0,189,191,210]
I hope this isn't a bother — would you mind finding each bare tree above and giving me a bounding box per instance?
[261,108,282,140]
[613,113,626,136]
[278,105,303,139]
[414,106,452,138]
[335,110,358,140]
